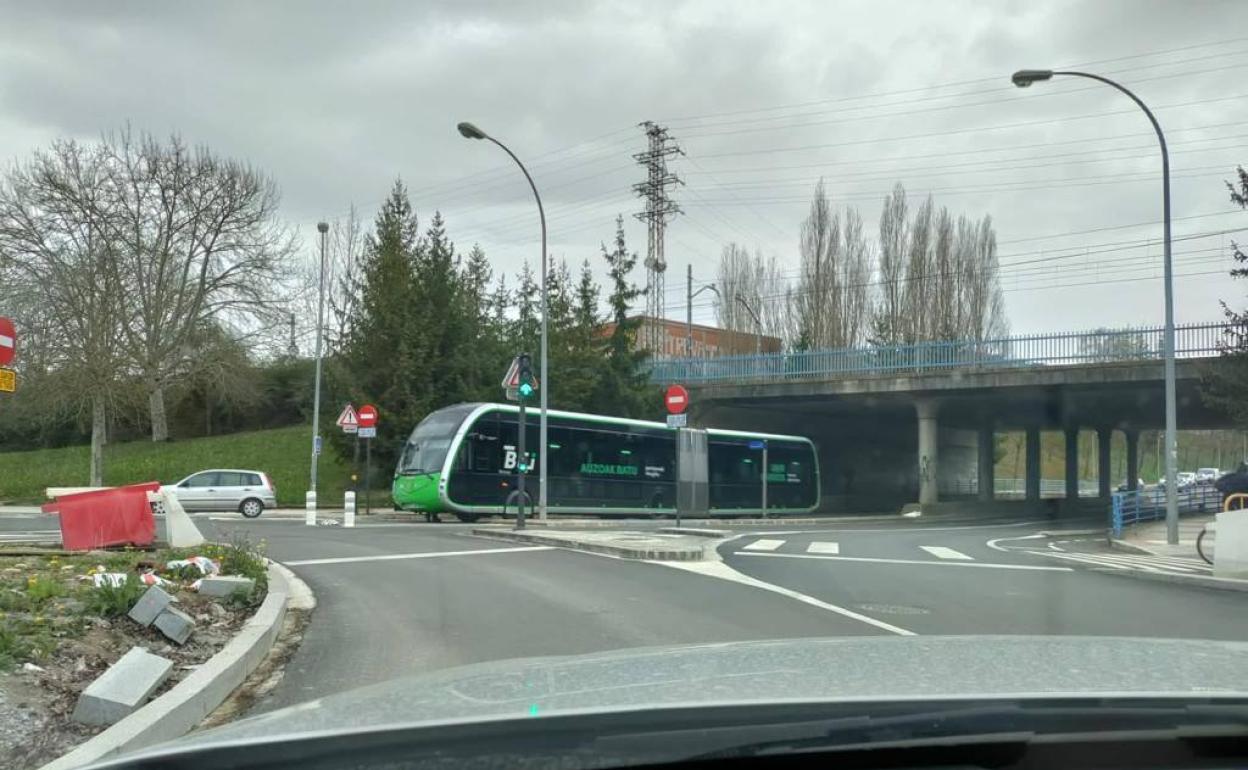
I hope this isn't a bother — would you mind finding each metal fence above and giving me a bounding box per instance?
[1109,485,1223,538]
[939,478,1101,498]
[649,322,1228,385]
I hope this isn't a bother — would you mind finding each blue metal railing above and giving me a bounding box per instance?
[649,322,1228,385]
[1109,485,1223,538]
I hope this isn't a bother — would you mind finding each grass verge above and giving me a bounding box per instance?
[0,426,355,506]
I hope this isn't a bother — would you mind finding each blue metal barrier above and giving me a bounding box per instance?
[650,322,1227,385]
[1109,485,1223,538]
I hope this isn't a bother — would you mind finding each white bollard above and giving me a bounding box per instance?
[305,490,317,526]
[343,490,356,528]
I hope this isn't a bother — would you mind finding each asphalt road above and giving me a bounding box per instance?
[4,509,1246,719]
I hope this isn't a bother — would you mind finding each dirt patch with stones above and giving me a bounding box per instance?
[0,542,267,770]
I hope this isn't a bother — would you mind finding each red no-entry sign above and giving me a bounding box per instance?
[357,404,378,428]
[664,384,689,415]
[0,317,14,367]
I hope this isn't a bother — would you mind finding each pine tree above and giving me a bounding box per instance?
[330,179,424,467]
[591,216,655,417]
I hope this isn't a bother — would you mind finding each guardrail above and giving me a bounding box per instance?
[1110,485,1223,538]
[649,322,1228,385]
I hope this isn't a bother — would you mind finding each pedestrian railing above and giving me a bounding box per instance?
[939,478,1101,498]
[648,322,1228,385]
[1109,485,1223,538]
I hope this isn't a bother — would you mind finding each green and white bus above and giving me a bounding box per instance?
[392,402,820,521]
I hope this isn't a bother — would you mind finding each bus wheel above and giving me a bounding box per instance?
[456,513,480,523]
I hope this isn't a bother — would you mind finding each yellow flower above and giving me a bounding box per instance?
[33,615,44,624]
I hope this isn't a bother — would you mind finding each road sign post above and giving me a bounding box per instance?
[502,354,538,528]
[357,405,377,517]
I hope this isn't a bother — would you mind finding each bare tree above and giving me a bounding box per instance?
[871,183,909,344]
[795,180,870,349]
[902,195,934,343]
[0,139,124,483]
[714,241,753,333]
[97,129,296,441]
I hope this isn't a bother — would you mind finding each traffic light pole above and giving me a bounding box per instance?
[516,402,527,530]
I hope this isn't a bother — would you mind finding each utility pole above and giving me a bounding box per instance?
[634,122,683,355]
[309,221,328,506]
[686,264,720,357]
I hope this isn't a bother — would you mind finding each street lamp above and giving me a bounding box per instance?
[458,121,550,520]
[686,264,720,357]
[735,295,763,356]
[309,221,329,508]
[1012,68,1178,544]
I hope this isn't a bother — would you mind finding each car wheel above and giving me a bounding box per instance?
[239,498,264,518]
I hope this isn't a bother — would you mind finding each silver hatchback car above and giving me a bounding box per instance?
[163,469,277,518]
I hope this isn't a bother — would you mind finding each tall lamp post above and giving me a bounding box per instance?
[735,295,763,356]
[309,221,329,507]
[1012,68,1178,544]
[458,121,549,520]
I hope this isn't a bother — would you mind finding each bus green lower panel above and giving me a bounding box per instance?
[393,472,443,511]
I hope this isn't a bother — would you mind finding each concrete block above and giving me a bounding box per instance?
[71,647,172,726]
[154,606,195,645]
[197,575,255,598]
[128,585,175,627]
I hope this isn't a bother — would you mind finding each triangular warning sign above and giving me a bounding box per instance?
[336,404,359,433]
[501,358,521,388]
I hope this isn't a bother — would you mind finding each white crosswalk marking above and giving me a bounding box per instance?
[1038,549,1212,575]
[920,545,973,561]
[806,541,840,555]
[742,538,785,552]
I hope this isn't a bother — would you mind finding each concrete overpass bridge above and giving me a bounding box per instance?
[649,322,1233,515]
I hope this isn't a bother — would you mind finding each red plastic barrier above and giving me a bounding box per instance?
[42,482,160,551]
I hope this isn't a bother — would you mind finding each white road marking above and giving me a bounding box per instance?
[806,541,840,555]
[735,551,1072,572]
[986,533,1044,552]
[1047,542,1066,552]
[1040,550,1210,574]
[920,545,973,561]
[659,559,916,636]
[285,545,553,566]
[742,538,785,551]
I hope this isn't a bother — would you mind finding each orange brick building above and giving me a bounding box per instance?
[600,315,783,359]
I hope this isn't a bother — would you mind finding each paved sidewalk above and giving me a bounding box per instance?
[471,526,723,561]
[1116,515,1213,559]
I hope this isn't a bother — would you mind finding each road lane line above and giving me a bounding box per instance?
[286,545,553,566]
[659,559,916,636]
[920,546,973,561]
[742,538,785,551]
[806,541,839,555]
[735,551,1072,572]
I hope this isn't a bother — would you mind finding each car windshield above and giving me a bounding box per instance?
[3,4,1248,770]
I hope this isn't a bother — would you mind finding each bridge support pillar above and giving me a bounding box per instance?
[1097,427,1113,500]
[1025,426,1041,504]
[1125,429,1140,492]
[916,399,939,506]
[1064,427,1079,503]
[976,422,994,501]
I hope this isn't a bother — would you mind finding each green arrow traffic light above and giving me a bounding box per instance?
[517,353,537,401]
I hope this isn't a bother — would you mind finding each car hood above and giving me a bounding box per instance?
[160,635,1248,749]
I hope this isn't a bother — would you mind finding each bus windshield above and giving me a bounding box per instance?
[397,405,478,475]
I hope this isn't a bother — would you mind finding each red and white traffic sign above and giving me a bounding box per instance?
[336,403,359,433]
[664,384,689,415]
[0,317,14,367]
[357,404,378,428]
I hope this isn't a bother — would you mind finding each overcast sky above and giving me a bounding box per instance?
[2,0,1246,336]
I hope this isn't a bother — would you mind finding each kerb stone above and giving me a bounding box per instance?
[71,647,172,726]
[198,575,255,598]
[154,606,195,645]
[127,585,175,627]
